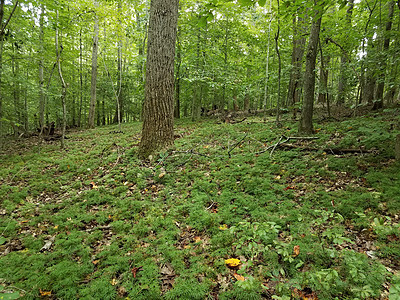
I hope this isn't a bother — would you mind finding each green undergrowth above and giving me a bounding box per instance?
[1,110,400,299]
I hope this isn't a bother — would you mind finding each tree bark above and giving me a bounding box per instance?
[88,0,99,129]
[0,0,19,135]
[396,134,400,161]
[174,25,181,119]
[56,11,68,149]
[12,43,20,136]
[317,42,330,105]
[298,3,322,135]
[113,0,123,125]
[138,0,179,158]
[39,5,45,131]
[286,15,306,115]
[191,27,202,121]
[337,0,354,105]
[0,38,3,135]
[275,0,281,124]
[373,0,395,110]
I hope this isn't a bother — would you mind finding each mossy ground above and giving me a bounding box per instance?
[1,109,400,299]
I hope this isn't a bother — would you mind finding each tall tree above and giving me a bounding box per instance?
[337,0,354,105]
[56,10,68,149]
[0,0,19,135]
[286,14,306,118]
[373,0,395,110]
[38,5,45,131]
[113,0,123,125]
[298,1,323,135]
[88,0,99,129]
[138,0,179,158]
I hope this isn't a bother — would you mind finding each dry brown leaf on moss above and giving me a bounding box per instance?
[293,245,300,257]
[233,273,245,281]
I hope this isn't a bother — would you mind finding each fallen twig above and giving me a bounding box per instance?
[257,135,318,156]
[228,133,248,158]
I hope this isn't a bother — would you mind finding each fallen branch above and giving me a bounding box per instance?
[257,135,319,156]
[228,133,248,158]
[278,143,375,155]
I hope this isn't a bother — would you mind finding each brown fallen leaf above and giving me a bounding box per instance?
[233,273,245,281]
[131,266,143,278]
[293,245,300,257]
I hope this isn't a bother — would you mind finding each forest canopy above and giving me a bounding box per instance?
[0,0,399,137]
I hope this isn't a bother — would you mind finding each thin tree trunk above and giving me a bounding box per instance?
[12,43,20,137]
[174,25,181,119]
[56,11,68,149]
[263,0,273,117]
[114,0,123,126]
[287,15,306,119]
[0,38,3,136]
[337,0,354,105]
[192,28,201,121]
[88,0,99,129]
[221,15,229,111]
[78,28,83,127]
[0,0,20,135]
[38,5,45,131]
[275,0,281,124]
[298,3,322,135]
[373,0,395,109]
[244,67,251,111]
[318,40,330,106]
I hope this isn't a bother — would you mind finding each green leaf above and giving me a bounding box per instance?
[238,0,254,7]
[258,0,267,6]
[198,16,208,27]
[0,237,6,245]
[0,289,20,300]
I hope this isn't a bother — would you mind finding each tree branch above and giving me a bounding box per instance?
[326,37,361,82]
[0,0,19,37]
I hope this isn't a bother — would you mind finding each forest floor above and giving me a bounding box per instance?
[0,108,400,299]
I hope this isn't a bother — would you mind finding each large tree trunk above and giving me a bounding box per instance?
[373,0,395,110]
[138,0,179,158]
[337,0,354,105]
[88,0,99,129]
[298,4,322,135]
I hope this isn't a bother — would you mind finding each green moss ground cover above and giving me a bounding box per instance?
[1,110,400,299]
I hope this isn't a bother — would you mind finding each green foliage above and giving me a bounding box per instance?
[165,278,208,300]
[0,114,398,298]
[230,221,280,259]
